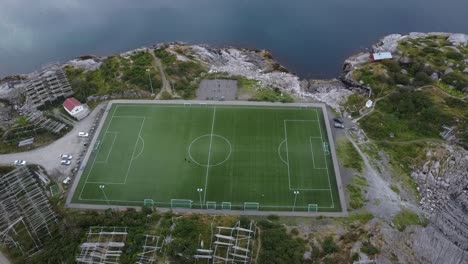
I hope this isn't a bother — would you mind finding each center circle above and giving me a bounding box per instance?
[188,134,232,167]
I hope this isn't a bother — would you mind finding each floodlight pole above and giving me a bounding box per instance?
[99,185,111,206]
[292,191,299,212]
[197,188,203,209]
[146,69,155,96]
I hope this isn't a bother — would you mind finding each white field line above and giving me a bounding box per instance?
[132,135,145,160]
[277,139,288,165]
[309,137,327,170]
[315,109,334,208]
[95,132,118,164]
[79,106,117,200]
[283,120,291,189]
[123,117,146,184]
[203,107,216,204]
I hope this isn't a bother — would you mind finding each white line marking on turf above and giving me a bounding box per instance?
[95,132,118,164]
[309,137,327,169]
[277,139,288,165]
[187,134,232,167]
[203,106,216,204]
[315,109,334,208]
[79,106,118,200]
[123,117,146,184]
[132,135,145,161]
[283,120,291,189]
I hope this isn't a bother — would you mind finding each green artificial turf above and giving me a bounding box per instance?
[71,103,341,212]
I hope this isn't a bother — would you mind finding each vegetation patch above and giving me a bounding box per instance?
[257,220,306,264]
[346,175,369,209]
[337,139,364,172]
[393,209,428,231]
[65,51,162,102]
[154,48,207,99]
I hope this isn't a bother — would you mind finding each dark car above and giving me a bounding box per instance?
[333,117,344,123]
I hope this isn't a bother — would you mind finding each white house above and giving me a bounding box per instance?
[63,97,90,120]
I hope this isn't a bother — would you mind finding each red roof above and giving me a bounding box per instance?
[63,97,81,112]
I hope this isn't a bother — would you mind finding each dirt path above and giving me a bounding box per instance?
[150,53,173,99]
[345,131,420,220]
[0,251,11,264]
[254,227,262,263]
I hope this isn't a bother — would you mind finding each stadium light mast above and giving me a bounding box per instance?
[146,69,155,96]
[99,185,111,206]
[197,188,203,209]
[292,191,299,212]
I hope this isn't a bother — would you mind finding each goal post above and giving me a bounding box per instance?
[143,199,154,208]
[206,201,217,210]
[170,199,193,209]
[308,204,318,213]
[221,202,231,210]
[243,202,260,211]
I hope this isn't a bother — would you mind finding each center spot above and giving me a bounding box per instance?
[188,134,232,167]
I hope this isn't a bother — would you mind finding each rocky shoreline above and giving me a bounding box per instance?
[0,32,467,263]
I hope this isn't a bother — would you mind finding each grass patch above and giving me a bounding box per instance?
[393,209,428,231]
[65,51,162,102]
[337,139,364,172]
[154,48,207,99]
[390,184,400,195]
[346,175,369,209]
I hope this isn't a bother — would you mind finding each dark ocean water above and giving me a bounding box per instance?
[1,0,467,78]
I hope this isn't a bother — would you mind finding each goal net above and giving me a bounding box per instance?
[170,199,193,209]
[308,204,318,212]
[143,199,154,208]
[243,202,260,211]
[206,201,217,210]
[221,202,231,210]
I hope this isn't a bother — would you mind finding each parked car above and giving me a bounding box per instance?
[78,132,89,137]
[334,122,345,129]
[333,117,344,123]
[14,160,26,166]
[61,160,71,165]
[63,177,71,184]
[60,154,73,160]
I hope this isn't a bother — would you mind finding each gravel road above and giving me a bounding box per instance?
[0,103,107,181]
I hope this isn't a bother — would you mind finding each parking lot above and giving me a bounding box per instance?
[0,102,107,181]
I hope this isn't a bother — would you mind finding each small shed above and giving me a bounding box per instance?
[370,52,393,62]
[63,97,90,120]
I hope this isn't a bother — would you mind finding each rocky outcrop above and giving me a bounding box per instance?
[412,145,468,254]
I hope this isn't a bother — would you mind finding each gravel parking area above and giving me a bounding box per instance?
[0,102,107,181]
[196,79,238,100]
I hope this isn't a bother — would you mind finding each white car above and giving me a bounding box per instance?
[61,160,71,165]
[60,154,73,160]
[78,132,89,137]
[14,160,26,166]
[62,177,71,184]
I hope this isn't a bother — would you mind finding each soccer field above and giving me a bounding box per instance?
[70,102,343,212]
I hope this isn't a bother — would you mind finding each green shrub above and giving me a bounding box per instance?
[321,236,339,254]
[361,240,380,256]
[337,139,364,172]
[393,209,426,231]
[446,51,463,61]
[413,72,433,87]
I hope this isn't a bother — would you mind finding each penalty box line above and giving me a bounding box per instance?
[79,116,146,201]
[284,118,335,208]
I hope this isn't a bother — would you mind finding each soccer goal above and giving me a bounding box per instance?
[184,103,192,107]
[307,204,318,213]
[206,201,217,210]
[143,199,154,208]
[198,103,208,107]
[221,202,231,210]
[323,142,330,155]
[243,202,260,211]
[170,199,193,209]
